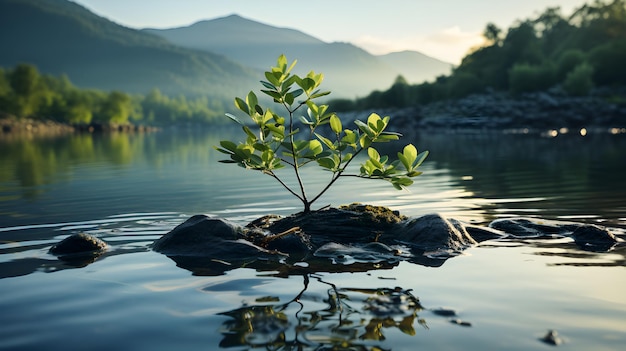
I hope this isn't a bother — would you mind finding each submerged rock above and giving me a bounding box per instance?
[149,204,622,275]
[540,329,564,346]
[393,214,476,252]
[49,233,108,266]
[571,224,617,251]
[489,217,579,238]
[49,233,108,257]
[152,215,242,256]
[488,216,620,251]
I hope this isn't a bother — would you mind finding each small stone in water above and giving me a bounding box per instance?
[541,329,563,346]
[431,308,457,317]
[450,319,472,327]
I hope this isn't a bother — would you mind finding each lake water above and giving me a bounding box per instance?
[1,126,625,350]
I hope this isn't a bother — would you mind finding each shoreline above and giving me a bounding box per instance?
[0,115,160,137]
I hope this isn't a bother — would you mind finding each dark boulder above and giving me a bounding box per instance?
[49,233,108,256]
[571,224,617,251]
[49,233,108,266]
[152,215,242,256]
[489,217,578,238]
[392,214,477,252]
[149,205,622,276]
[151,205,486,274]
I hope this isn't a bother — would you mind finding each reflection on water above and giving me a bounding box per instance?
[1,128,625,350]
[1,128,625,228]
[218,275,429,350]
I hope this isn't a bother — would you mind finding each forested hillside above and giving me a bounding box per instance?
[0,64,226,125]
[338,0,626,110]
[0,0,257,99]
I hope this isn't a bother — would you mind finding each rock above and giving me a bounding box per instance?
[151,205,623,275]
[49,233,108,266]
[489,217,619,252]
[571,224,617,251]
[431,308,457,317]
[152,215,242,256]
[313,242,409,264]
[464,224,507,242]
[49,233,108,257]
[540,329,564,346]
[489,217,578,238]
[264,204,405,246]
[394,214,477,252]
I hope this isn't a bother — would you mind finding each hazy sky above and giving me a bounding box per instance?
[71,0,590,64]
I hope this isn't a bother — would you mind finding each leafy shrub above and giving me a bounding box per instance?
[216,55,428,213]
[563,62,594,96]
[588,40,626,86]
[508,63,556,94]
[556,49,586,81]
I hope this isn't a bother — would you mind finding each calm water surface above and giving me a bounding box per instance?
[1,127,625,350]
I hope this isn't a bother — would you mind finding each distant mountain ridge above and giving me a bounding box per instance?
[377,51,453,84]
[0,0,453,101]
[0,0,257,99]
[144,14,453,97]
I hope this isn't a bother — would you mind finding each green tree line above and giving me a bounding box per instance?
[332,0,626,111]
[0,64,226,125]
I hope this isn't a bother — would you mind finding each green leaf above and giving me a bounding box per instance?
[315,133,335,150]
[367,113,382,130]
[254,105,263,115]
[299,77,315,93]
[219,140,238,152]
[355,120,375,139]
[291,88,304,99]
[264,71,279,86]
[414,150,429,168]
[242,125,257,140]
[374,133,399,142]
[260,80,275,90]
[299,115,314,125]
[329,114,342,134]
[285,57,297,75]
[225,113,243,125]
[367,147,380,161]
[261,90,282,101]
[341,129,357,145]
[308,140,323,156]
[397,152,411,171]
[310,91,331,99]
[403,144,417,161]
[284,92,294,105]
[261,149,273,164]
[266,123,285,139]
[317,157,336,170]
[359,134,372,148]
[282,75,298,92]
[235,97,249,115]
[246,91,258,110]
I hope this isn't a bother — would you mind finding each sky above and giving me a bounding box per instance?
[71,0,590,64]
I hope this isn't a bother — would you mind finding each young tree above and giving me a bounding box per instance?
[217,55,428,213]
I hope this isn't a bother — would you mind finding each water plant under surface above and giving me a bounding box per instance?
[216,55,428,213]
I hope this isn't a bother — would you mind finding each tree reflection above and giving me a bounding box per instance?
[217,274,429,350]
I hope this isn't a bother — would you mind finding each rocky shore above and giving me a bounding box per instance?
[369,89,626,132]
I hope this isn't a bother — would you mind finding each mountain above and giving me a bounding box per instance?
[377,51,453,83]
[144,15,452,98]
[0,0,257,99]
